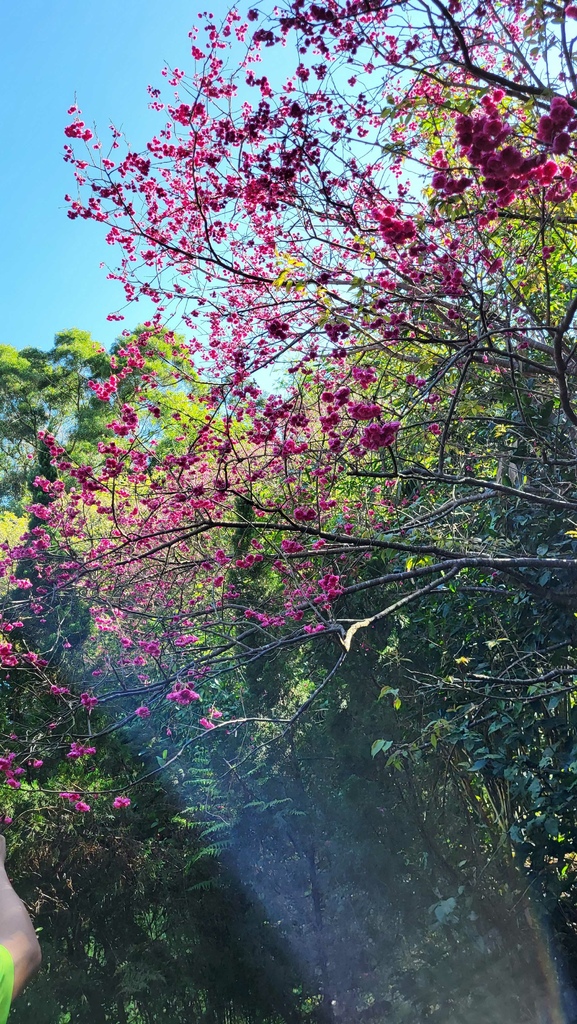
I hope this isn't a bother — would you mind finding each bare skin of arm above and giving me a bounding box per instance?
[0,836,41,999]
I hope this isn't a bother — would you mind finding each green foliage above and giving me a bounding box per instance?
[0,331,112,514]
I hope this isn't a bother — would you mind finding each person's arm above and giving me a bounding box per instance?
[0,836,41,999]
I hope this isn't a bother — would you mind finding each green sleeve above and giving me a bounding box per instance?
[0,946,14,1024]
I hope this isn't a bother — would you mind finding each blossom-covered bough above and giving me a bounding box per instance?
[4,0,577,814]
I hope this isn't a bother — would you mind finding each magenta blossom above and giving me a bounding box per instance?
[166,687,200,706]
[67,742,96,759]
[113,796,131,809]
[80,692,98,711]
[173,634,199,646]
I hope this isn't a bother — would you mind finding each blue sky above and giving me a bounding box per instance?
[0,0,206,353]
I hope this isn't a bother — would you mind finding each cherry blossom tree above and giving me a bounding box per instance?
[4,0,577,824]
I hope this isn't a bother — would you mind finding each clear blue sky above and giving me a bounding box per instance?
[0,0,205,353]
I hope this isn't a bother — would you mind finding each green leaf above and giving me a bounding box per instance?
[378,686,399,701]
[371,739,393,758]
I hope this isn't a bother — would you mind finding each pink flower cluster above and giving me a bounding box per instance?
[536,96,575,155]
[138,639,161,657]
[318,574,345,600]
[113,796,131,809]
[0,643,17,668]
[0,754,25,790]
[64,120,93,143]
[108,403,139,437]
[60,792,91,812]
[66,742,96,760]
[80,692,98,711]
[281,539,305,553]
[372,205,416,245]
[431,171,471,195]
[50,683,69,698]
[199,708,223,730]
[173,634,199,647]
[348,401,382,421]
[443,93,577,207]
[166,686,200,705]
[26,504,51,521]
[351,365,378,388]
[454,99,524,206]
[360,420,400,451]
[88,375,118,400]
[293,506,316,522]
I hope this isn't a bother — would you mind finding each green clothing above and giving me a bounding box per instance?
[0,946,14,1024]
